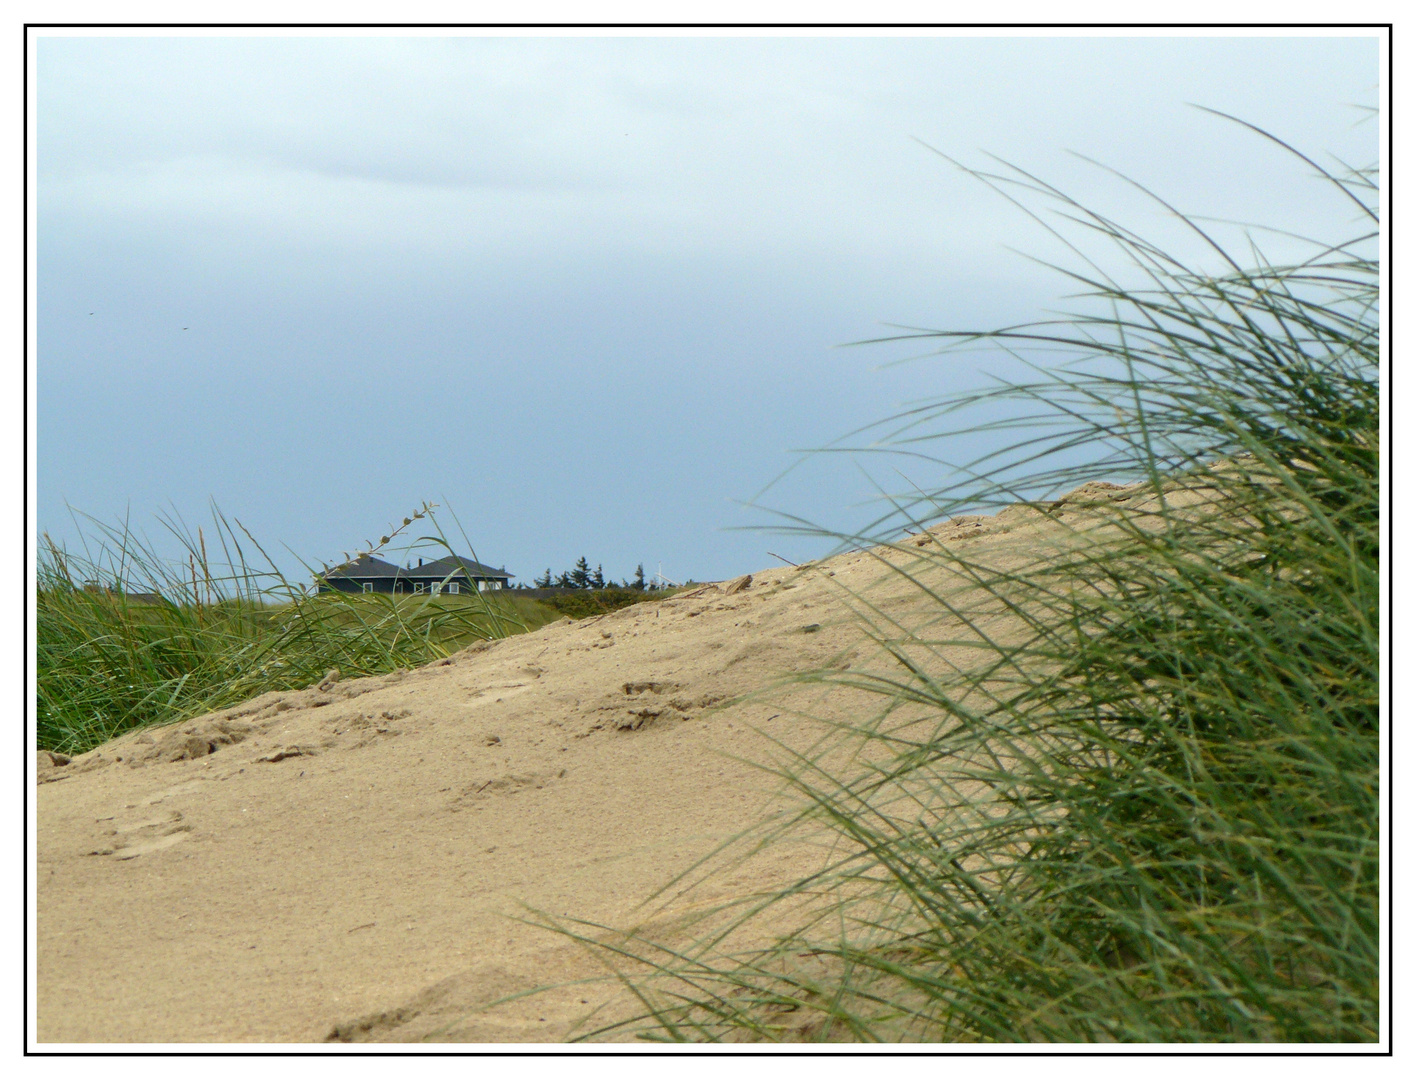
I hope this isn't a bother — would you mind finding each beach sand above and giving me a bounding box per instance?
[36,493,1137,1043]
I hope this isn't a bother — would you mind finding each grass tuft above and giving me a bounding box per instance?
[546,119,1379,1043]
[37,503,554,755]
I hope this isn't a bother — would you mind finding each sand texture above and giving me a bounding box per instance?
[37,491,1150,1044]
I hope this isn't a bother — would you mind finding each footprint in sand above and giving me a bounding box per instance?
[89,808,192,860]
[112,832,190,860]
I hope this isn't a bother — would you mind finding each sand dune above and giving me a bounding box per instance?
[36,499,1109,1044]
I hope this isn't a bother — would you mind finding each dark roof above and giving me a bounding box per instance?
[404,555,512,580]
[326,555,405,579]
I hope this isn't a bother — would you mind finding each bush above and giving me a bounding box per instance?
[539,587,673,620]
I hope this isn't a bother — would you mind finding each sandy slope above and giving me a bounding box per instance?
[36,495,1129,1044]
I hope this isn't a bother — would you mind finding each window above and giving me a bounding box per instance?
[394,581,403,594]
[362,582,373,593]
[414,582,425,594]
[447,582,459,595]
[431,583,442,596]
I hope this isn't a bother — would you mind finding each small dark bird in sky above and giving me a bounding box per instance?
[88,312,94,315]
[182,327,188,330]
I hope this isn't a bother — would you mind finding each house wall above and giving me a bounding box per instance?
[318,578,401,594]
[400,576,508,594]
[318,576,510,595]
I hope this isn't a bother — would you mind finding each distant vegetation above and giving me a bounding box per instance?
[528,558,673,592]
[35,504,695,755]
[538,586,682,620]
[36,506,562,756]
[520,557,687,618]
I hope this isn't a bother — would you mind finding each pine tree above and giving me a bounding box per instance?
[534,568,553,588]
[592,564,605,589]
[631,563,646,591]
[569,556,592,589]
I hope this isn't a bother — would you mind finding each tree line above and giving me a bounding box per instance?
[524,558,660,591]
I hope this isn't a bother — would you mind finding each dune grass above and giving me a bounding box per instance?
[37,504,553,756]
[542,120,1380,1043]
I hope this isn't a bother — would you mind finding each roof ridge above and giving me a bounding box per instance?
[405,554,510,577]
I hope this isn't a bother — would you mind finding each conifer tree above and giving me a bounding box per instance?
[592,564,605,589]
[569,557,592,590]
[631,563,646,591]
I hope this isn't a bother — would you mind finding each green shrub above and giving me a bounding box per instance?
[540,587,676,620]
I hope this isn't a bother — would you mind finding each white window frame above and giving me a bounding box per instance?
[362,582,373,593]
[447,581,459,595]
[414,582,425,594]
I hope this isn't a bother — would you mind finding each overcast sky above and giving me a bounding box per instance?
[36,32,1379,586]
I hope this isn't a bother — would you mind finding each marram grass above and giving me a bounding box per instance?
[540,121,1379,1043]
[37,503,554,756]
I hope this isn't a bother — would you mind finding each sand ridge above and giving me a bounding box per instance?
[36,496,1126,1043]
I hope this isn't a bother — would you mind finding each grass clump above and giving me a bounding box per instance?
[37,504,546,756]
[553,120,1379,1043]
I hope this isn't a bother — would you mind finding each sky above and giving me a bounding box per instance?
[35,32,1380,588]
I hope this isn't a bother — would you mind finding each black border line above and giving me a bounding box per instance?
[23,20,1394,1058]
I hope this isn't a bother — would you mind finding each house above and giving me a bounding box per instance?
[403,555,512,594]
[319,553,513,596]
